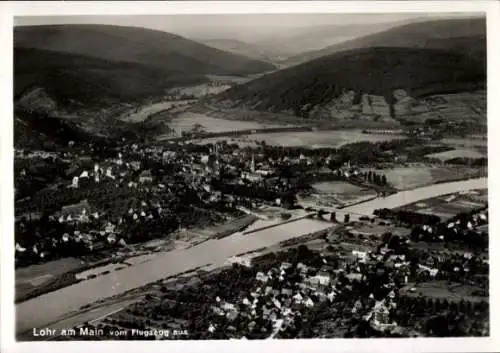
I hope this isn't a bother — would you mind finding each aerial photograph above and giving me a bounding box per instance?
[12,11,488,341]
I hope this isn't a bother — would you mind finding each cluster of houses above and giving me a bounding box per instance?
[15,191,180,262]
[206,241,413,339]
[55,139,374,213]
[203,209,489,338]
[15,199,126,260]
[67,153,149,189]
[17,134,463,270]
[207,259,340,338]
[411,208,488,242]
[14,137,379,267]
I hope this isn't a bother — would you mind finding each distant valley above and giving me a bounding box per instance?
[13,17,487,148]
[13,24,276,145]
[14,25,274,114]
[286,17,486,65]
[193,21,409,65]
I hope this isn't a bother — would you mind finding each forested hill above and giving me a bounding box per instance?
[15,24,276,76]
[210,47,485,119]
[287,17,485,66]
[14,47,207,107]
[14,25,275,116]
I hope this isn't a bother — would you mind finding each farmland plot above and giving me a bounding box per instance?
[195,130,406,149]
[301,181,377,208]
[425,148,486,162]
[395,189,488,221]
[161,112,284,138]
[121,100,196,122]
[364,166,485,191]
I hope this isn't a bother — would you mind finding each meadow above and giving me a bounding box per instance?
[194,130,406,148]
[160,112,286,138]
[425,148,486,162]
[395,189,487,221]
[363,166,485,191]
[121,100,196,122]
[300,181,377,208]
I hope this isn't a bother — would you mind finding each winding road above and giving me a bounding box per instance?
[16,177,487,335]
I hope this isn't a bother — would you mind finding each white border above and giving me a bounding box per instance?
[1,1,499,353]
[1,1,497,15]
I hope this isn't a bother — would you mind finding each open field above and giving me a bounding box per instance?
[159,112,287,138]
[345,223,409,238]
[197,104,405,129]
[194,130,406,148]
[168,84,232,97]
[16,257,85,283]
[425,148,486,161]
[441,137,487,148]
[168,75,260,98]
[302,181,377,207]
[314,181,370,194]
[16,257,86,300]
[244,207,311,232]
[206,74,265,83]
[205,214,259,239]
[400,281,487,303]
[395,189,487,221]
[120,100,196,122]
[364,166,486,191]
[252,205,309,219]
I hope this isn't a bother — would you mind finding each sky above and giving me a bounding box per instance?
[14,13,483,41]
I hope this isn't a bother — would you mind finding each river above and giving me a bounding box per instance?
[16,177,487,334]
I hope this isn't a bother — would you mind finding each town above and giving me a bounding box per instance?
[70,190,488,339]
[14,128,488,339]
[11,11,490,345]
[14,128,485,269]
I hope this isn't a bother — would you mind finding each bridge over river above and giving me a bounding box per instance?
[16,177,487,335]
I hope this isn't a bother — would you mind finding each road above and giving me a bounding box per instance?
[16,177,487,336]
